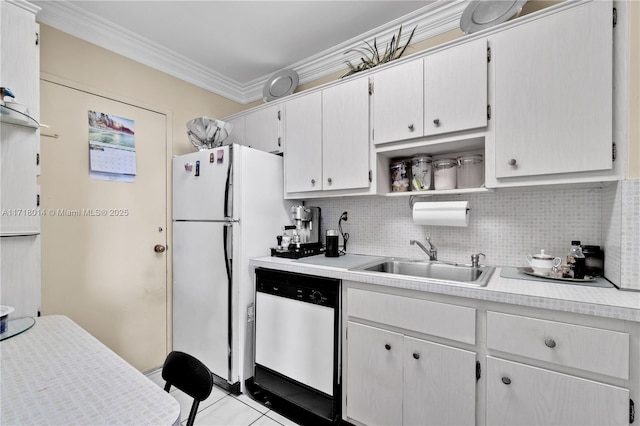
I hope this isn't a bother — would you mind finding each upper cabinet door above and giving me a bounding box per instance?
[492,1,612,179]
[244,104,282,153]
[224,116,245,146]
[322,76,370,191]
[372,59,424,145]
[424,38,488,137]
[283,92,323,193]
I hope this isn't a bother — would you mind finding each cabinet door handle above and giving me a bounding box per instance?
[412,352,420,360]
[327,177,332,184]
[385,344,391,350]
[544,338,557,348]
[508,158,517,166]
[277,137,281,147]
[408,124,414,131]
[311,179,316,185]
[501,376,511,385]
[433,118,440,126]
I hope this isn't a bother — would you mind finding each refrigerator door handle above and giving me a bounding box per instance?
[223,153,232,219]
[223,222,233,381]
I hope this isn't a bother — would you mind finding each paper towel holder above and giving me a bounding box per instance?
[409,195,471,213]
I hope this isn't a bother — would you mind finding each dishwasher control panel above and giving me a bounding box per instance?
[255,268,338,308]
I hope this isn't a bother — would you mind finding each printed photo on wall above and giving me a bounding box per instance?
[88,110,137,182]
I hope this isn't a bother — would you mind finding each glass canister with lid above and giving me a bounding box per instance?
[433,158,457,190]
[411,154,432,191]
[389,159,411,192]
[456,154,484,188]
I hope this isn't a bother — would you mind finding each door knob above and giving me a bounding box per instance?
[154,244,166,253]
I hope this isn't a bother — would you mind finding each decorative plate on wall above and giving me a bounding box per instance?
[262,69,299,102]
[460,0,528,34]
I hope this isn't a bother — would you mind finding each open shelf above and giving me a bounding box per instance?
[0,104,39,129]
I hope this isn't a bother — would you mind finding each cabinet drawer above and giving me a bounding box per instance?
[347,288,475,344]
[487,311,629,379]
[486,357,629,426]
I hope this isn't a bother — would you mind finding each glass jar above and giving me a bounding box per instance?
[456,154,484,188]
[389,159,410,192]
[433,158,457,190]
[411,154,432,191]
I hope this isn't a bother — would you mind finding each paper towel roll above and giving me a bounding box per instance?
[412,201,469,227]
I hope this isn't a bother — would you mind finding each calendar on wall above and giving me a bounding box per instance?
[88,110,137,182]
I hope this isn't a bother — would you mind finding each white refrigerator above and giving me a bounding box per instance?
[172,144,292,391]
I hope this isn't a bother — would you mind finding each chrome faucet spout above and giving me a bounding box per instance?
[410,237,437,261]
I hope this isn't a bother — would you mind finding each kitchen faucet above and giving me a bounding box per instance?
[410,237,437,261]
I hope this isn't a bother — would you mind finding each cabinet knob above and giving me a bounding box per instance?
[327,177,332,184]
[508,158,517,166]
[501,376,512,385]
[408,124,414,131]
[311,179,316,185]
[154,244,166,253]
[385,344,391,351]
[412,352,420,360]
[433,118,440,126]
[544,338,557,348]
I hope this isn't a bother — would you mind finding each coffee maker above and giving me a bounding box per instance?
[271,206,323,258]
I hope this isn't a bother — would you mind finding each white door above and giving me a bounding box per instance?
[346,321,403,426]
[40,79,168,372]
[492,1,612,178]
[486,357,629,426]
[172,221,230,380]
[172,147,230,221]
[322,76,370,191]
[424,38,488,136]
[403,336,476,425]
[372,59,424,145]
[244,104,281,153]
[283,91,323,193]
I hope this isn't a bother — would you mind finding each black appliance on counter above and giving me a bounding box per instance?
[248,268,341,425]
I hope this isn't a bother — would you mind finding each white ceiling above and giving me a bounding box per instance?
[34,0,469,104]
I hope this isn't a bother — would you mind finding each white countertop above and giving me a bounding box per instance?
[250,255,640,322]
[0,315,181,426]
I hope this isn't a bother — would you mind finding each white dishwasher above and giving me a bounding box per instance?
[251,268,340,424]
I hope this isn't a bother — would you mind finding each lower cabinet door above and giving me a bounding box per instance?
[403,336,476,425]
[347,322,403,426]
[486,357,629,426]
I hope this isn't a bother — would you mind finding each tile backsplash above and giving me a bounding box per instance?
[309,180,639,288]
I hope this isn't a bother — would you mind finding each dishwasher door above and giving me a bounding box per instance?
[255,291,335,395]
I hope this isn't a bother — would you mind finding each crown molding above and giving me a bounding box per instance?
[7,0,41,14]
[35,0,466,105]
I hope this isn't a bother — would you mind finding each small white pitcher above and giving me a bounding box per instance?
[526,249,562,275]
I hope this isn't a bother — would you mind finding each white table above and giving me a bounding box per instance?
[0,315,180,425]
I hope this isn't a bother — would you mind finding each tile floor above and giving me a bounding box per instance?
[146,369,300,426]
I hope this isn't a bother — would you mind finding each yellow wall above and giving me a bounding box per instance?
[39,24,245,156]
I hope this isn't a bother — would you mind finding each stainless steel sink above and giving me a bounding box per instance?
[352,258,495,286]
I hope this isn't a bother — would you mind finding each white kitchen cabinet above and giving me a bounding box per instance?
[346,322,476,426]
[372,59,423,145]
[224,115,245,146]
[486,311,632,426]
[244,103,282,153]
[490,0,612,180]
[345,288,477,426]
[0,0,41,318]
[423,38,488,137]
[283,91,322,193]
[486,357,629,426]
[321,76,370,191]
